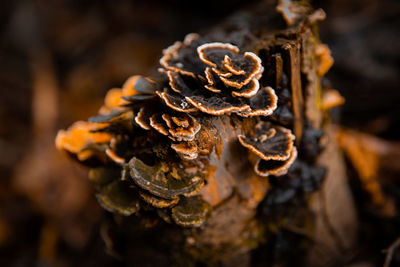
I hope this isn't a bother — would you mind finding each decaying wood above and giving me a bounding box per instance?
[54,0,358,266]
[284,41,304,145]
[307,126,358,266]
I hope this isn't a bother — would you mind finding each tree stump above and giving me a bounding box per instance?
[56,0,357,266]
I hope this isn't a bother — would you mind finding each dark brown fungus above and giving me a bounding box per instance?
[130,76,158,95]
[129,157,204,199]
[147,112,201,143]
[238,121,297,177]
[171,196,211,227]
[238,122,295,161]
[88,167,119,186]
[89,109,133,124]
[139,190,180,209]
[171,116,189,127]
[122,94,156,102]
[186,94,250,116]
[255,147,298,177]
[223,55,246,75]
[89,168,143,216]
[167,114,201,142]
[204,67,220,90]
[96,180,140,216]
[156,90,198,113]
[197,42,239,69]
[197,43,263,88]
[242,86,278,117]
[149,114,170,136]
[171,142,199,160]
[122,75,157,95]
[134,107,152,130]
[160,33,205,77]
[231,79,259,98]
[157,36,277,117]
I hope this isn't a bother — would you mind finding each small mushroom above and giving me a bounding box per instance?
[171,196,211,227]
[129,157,204,199]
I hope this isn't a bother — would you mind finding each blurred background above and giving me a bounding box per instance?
[0,0,399,266]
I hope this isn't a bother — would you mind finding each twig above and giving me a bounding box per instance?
[383,237,400,267]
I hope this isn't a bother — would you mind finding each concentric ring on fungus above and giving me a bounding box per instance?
[238,121,298,177]
[129,157,204,199]
[158,38,277,117]
[197,43,263,88]
[238,124,295,161]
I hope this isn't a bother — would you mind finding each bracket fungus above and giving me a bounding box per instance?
[238,121,297,177]
[55,32,306,228]
[55,0,332,238]
[129,157,204,199]
[160,36,277,117]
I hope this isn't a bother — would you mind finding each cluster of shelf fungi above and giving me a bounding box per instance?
[56,0,356,265]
